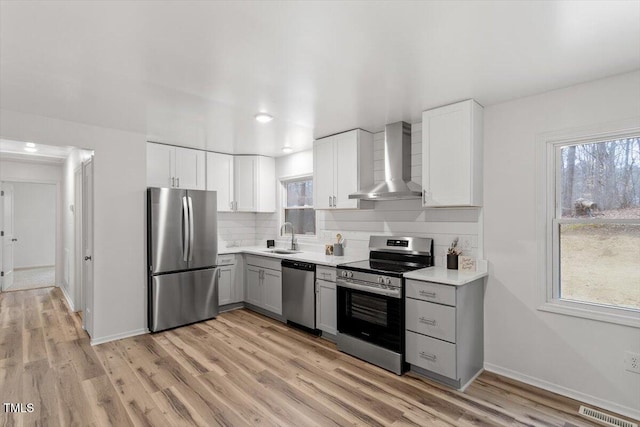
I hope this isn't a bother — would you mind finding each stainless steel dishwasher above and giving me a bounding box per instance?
[282,259,317,332]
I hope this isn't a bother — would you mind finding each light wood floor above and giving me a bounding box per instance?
[0,287,633,427]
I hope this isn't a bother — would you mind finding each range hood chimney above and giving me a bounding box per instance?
[349,121,421,201]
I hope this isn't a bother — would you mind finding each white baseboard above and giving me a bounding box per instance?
[59,285,75,312]
[484,362,640,421]
[90,328,149,346]
[14,264,55,271]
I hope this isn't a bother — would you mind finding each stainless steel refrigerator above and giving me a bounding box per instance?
[147,187,219,332]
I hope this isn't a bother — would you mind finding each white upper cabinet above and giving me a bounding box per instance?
[313,129,374,210]
[234,156,275,213]
[421,100,483,207]
[147,143,205,190]
[206,152,234,212]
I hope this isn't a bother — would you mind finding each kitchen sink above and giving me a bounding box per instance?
[263,249,302,254]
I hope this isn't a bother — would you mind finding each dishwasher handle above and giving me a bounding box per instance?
[281,259,315,271]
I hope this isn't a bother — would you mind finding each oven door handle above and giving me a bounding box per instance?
[337,279,401,299]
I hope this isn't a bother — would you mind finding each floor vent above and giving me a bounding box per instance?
[578,406,637,427]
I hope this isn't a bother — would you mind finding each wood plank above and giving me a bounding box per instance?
[93,341,167,427]
[55,338,104,380]
[81,374,133,427]
[0,356,23,427]
[151,387,210,427]
[55,363,98,426]
[23,328,47,364]
[0,326,22,361]
[22,359,60,427]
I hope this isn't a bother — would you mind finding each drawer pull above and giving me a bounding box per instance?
[419,352,437,361]
[419,290,437,298]
[419,317,437,326]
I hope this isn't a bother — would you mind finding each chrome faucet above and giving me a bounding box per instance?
[280,222,296,250]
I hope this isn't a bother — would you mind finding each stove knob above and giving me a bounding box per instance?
[384,277,391,285]
[341,271,348,277]
[347,271,354,278]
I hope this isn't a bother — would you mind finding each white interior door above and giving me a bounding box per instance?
[74,167,84,326]
[82,159,94,336]
[1,183,15,291]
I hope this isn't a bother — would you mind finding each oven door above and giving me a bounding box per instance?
[337,281,403,353]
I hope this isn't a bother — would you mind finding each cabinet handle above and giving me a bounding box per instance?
[333,196,336,207]
[422,189,425,204]
[329,196,332,207]
[419,317,437,326]
[419,352,437,361]
[172,177,175,187]
[177,177,180,188]
[419,290,437,298]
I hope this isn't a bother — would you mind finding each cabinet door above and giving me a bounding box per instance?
[263,269,282,315]
[175,147,205,190]
[207,152,234,212]
[422,100,481,206]
[218,266,234,306]
[317,279,337,334]
[234,156,257,211]
[245,266,262,307]
[147,143,175,188]
[314,137,335,209]
[334,131,359,209]
[256,157,276,213]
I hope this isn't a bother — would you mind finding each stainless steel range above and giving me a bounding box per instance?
[336,236,433,375]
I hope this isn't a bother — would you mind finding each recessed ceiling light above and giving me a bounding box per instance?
[25,142,36,148]
[255,113,274,123]
[282,146,293,154]
[24,147,38,153]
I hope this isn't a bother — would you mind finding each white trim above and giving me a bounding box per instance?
[536,118,640,326]
[59,284,75,312]
[14,264,55,271]
[484,362,640,421]
[90,328,148,346]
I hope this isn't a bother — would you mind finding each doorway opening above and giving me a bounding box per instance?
[0,139,94,336]
[1,181,56,291]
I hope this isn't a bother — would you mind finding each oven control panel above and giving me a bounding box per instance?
[336,268,402,298]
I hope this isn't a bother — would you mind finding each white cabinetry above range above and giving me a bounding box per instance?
[421,99,483,207]
[147,143,205,190]
[314,129,374,210]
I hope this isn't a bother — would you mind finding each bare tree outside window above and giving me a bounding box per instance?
[283,178,315,235]
[557,137,640,310]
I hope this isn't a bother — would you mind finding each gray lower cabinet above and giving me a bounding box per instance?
[405,278,484,390]
[244,255,282,316]
[315,266,337,336]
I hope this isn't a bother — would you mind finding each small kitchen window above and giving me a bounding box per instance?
[539,125,640,327]
[282,177,316,236]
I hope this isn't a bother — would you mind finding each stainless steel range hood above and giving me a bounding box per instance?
[349,121,421,201]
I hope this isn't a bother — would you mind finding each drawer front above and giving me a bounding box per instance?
[406,279,456,306]
[406,331,456,379]
[406,299,456,343]
[245,255,281,272]
[216,254,236,266]
[316,266,336,282]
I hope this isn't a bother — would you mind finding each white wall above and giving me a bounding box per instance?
[484,70,640,417]
[0,159,63,284]
[0,109,147,344]
[11,182,56,268]
[274,127,482,265]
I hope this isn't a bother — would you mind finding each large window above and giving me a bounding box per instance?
[282,177,315,236]
[541,128,640,326]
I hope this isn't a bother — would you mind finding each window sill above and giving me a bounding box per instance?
[538,299,640,328]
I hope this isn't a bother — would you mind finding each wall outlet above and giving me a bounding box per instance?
[625,351,640,374]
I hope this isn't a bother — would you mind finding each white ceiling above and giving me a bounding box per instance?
[0,139,74,163]
[1,1,638,157]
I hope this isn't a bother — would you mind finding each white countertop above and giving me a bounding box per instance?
[218,246,369,267]
[403,267,487,286]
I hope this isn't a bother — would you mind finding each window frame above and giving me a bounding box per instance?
[537,120,640,328]
[280,174,317,238]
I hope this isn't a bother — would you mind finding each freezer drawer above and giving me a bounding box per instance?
[150,268,219,332]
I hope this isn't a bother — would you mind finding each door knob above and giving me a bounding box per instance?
[11,238,17,242]
[84,256,92,261]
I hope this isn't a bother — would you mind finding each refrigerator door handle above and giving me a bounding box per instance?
[182,196,189,262]
[188,196,195,262]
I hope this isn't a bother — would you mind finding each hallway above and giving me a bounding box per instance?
[6,266,55,292]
